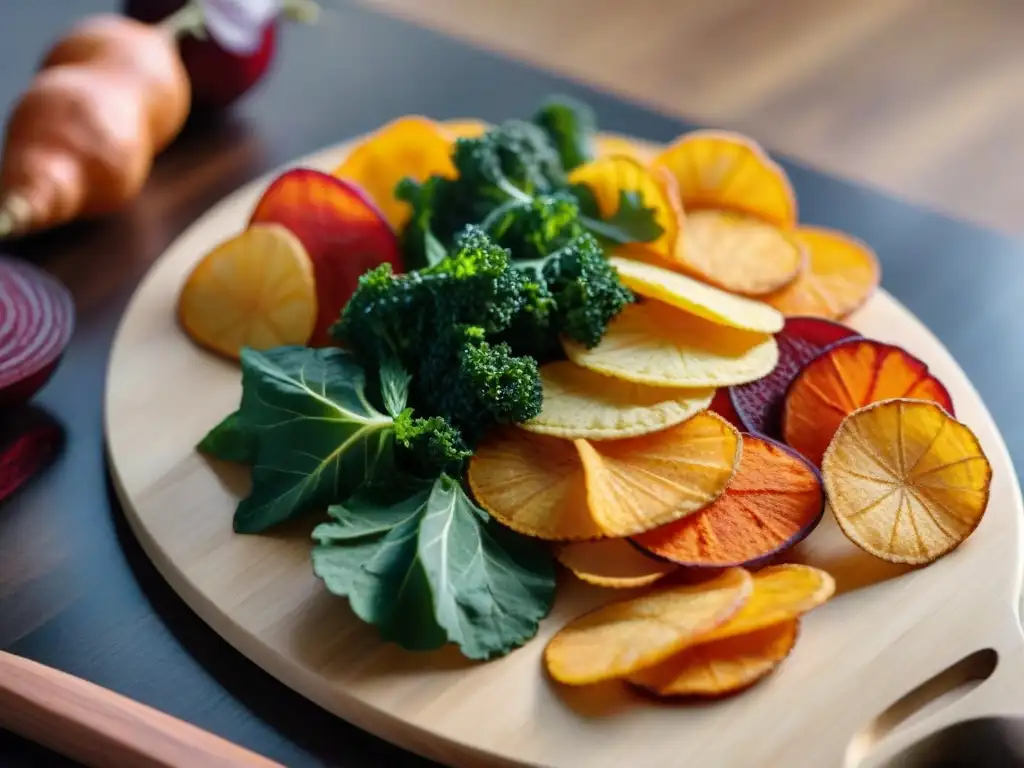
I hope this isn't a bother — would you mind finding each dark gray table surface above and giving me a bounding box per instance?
[2,2,1024,766]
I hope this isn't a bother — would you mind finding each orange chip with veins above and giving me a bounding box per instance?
[568,155,682,258]
[555,539,678,588]
[628,620,798,697]
[544,567,752,685]
[576,411,741,537]
[653,130,797,228]
[783,339,954,466]
[333,115,455,230]
[822,399,992,565]
[595,133,657,163]
[468,427,600,541]
[763,226,881,319]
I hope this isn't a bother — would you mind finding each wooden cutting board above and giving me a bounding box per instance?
[104,130,1024,768]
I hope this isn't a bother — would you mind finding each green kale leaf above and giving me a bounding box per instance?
[196,410,257,465]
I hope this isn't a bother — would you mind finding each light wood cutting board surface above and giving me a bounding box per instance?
[104,130,1024,768]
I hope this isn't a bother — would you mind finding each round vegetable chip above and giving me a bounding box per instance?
[608,256,784,334]
[178,224,317,361]
[680,210,804,296]
[822,399,992,565]
[442,118,491,140]
[555,539,677,589]
[763,226,880,320]
[564,301,779,388]
[595,133,656,163]
[521,360,714,440]
[628,620,798,698]
[730,316,859,437]
[783,339,954,466]
[544,567,752,685]
[633,436,824,567]
[653,130,797,229]
[576,411,741,537]
[468,427,600,541]
[333,115,455,230]
[568,156,681,258]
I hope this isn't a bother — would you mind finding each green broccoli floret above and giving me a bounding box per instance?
[485,193,584,262]
[393,408,472,478]
[532,95,597,172]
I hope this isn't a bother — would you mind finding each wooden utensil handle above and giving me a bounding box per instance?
[0,651,283,768]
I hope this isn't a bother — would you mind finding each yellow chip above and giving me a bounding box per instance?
[680,210,805,296]
[609,256,784,333]
[521,361,714,440]
[555,538,677,588]
[576,411,741,537]
[822,399,992,565]
[564,301,779,388]
[568,156,682,258]
[544,567,753,685]
[468,427,601,541]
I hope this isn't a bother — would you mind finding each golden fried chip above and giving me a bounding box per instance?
[555,539,677,588]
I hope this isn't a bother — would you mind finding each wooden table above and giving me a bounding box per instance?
[2,2,1024,766]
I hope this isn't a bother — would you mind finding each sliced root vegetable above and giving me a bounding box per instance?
[822,399,991,565]
[783,338,954,466]
[544,567,752,685]
[730,317,859,437]
[595,133,657,163]
[568,155,682,257]
[468,427,600,540]
[679,210,804,296]
[763,226,880,320]
[633,436,824,568]
[565,300,779,389]
[609,256,784,333]
[177,223,317,361]
[653,130,797,228]
[249,168,402,346]
[628,620,798,698]
[0,258,74,404]
[441,118,491,140]
[521,360,714,440]
[576,411,741,537]
[555,538,678,588]
[332,115,456,230]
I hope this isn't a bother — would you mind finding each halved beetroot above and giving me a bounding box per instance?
[249,168,402,346]
[729,316,858,437]
[0,258,74,405]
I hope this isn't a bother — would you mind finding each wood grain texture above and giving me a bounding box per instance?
[104,133,1024,768]
[0,651,284,768]
[361,0,1024,235]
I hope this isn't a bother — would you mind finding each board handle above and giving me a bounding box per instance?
[0,651,284,768]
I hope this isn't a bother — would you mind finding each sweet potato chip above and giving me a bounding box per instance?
[679,210,804,296]
[730,317,859,437]
[544,567,752,685]
[178,224,316,360]
[783,339,954,466]
[653,130,797,228]
[822,399,991,565]
[633,436,824,567]
[442,118,491,140]
[521,361,714,440]
[763,226,880,320]
[564,301,779,388]
[333,115,455,230]
[468,427,600,541]
[576,411,741,537]
[555,538,678,588]
[595,133,657,163]
[609,256,784,333]
[628,620,798,697]
[568,156,681,257]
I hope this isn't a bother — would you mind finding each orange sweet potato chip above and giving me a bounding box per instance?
[576,411,741,537]
[822,399,992,565]
[333,115,455,230]
[544,567,752,685]
[555,539,678,588]
[628,620,798,697]
[763,226,880,319]
[783,339,954,466]
[632,435,824,567]
[468,427,600,540]
[653,130,797,228]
